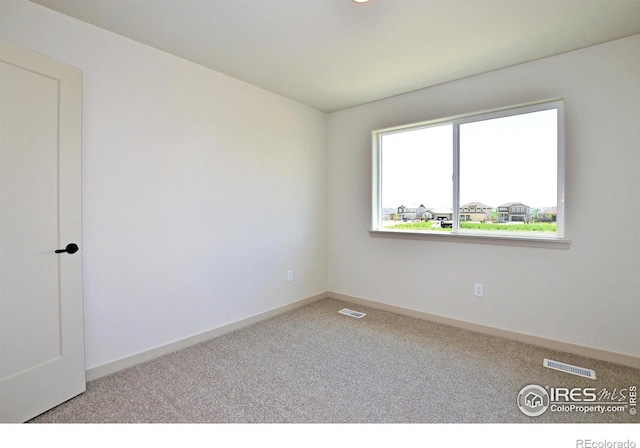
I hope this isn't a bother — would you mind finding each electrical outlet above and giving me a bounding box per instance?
[287,270,293,282]
[474,283,483,297]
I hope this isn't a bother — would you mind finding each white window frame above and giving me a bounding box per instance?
[371,99,568,249]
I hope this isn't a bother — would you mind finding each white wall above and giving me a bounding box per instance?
[0,0,328,370]
[328,35,640,359]
[2,0,638,371]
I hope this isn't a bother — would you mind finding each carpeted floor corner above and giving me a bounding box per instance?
[29,298,640,423]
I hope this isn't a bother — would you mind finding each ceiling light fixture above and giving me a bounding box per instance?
[351,0,371,3]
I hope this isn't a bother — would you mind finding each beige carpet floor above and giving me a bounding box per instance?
[29,298,639,423]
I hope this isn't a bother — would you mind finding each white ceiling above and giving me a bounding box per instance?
[30,0,640,112]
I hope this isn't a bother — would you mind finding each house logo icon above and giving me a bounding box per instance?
[517,384,550,417]
[525,392,543,407]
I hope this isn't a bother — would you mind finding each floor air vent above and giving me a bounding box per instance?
[339,308,366,318]
[544,358,596,379]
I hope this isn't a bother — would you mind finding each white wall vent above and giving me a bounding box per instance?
[543,358,596,379]
[339,308,366,318]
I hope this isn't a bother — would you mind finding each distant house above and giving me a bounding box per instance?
[429,208,453,221]
[397,204,432,221]
[397,205,413,221]
[497,202,531,223]
[416,204,431,220]
[537,206,557,222]
[381,208,398,220]
[460,202,493,222]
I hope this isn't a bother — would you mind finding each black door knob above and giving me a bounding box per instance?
[55,243,79,254]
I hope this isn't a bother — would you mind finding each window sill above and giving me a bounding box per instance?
[369,229,570,249]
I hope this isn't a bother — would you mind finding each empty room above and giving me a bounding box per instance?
[1,0,639,443]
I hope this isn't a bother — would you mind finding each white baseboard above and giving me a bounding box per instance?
[327,291,640,370]
[86,290,639,381]
[85,292,326,381]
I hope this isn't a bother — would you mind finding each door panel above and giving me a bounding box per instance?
[0,38,84,423]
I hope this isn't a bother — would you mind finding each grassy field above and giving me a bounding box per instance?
[385,221,557,232]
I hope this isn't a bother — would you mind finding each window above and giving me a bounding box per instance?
[372,100,565,242]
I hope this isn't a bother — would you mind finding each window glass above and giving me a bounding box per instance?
[380,124,452,226]
[373,101,564,239]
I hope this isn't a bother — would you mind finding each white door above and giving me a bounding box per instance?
[0,38,84,423]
